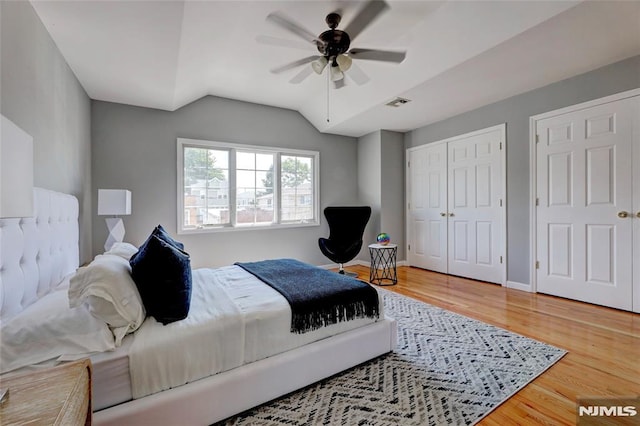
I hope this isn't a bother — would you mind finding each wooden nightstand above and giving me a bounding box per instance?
[0,358,92,425]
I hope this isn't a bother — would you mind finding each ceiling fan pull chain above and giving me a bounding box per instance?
[326,67,331,123]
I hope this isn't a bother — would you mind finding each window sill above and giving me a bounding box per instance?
[178,221,320,235]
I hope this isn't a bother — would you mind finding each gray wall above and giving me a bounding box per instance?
[92,97,358,268]
[380,130,405,261]
[1,1,92,264]
[405,55,640,285]
[357,131,381,259]
[356,130,405,262]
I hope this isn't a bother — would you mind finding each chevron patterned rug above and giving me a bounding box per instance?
[221,289,566,425]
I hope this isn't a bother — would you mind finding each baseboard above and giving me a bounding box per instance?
[320,266,530,291]
[356,260,408,268]
[506,281,532,293]
[318,260,407,270]
[318,260,362,270]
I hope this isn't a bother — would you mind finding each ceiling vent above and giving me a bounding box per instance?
[385,97,411,107]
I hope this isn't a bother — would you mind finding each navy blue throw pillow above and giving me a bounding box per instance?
[131,225,184,265]
[130,234,192,325]
[153,224,184,250]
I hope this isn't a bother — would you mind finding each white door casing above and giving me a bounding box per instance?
[406,124,506,285]
[634,94,640,313]
[532,90,639,312]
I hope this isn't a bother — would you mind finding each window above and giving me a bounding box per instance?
[280,155,314,223]
[182,146,229,227]
[178,138,319,233]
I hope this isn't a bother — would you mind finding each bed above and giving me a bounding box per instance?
[0,188,396,425]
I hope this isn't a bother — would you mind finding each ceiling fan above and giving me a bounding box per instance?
[260,0,406,89]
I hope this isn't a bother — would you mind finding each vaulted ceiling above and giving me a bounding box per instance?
[31,0,640,137]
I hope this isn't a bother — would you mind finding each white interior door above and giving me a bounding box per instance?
[535,96,637,310]
[407,143,447,273]
[447,130,504,284]
[407,125,505,285]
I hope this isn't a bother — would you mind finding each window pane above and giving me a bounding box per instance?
[281,155,314,223]
[183,147,229,228]
[236,151,255,170]
[256,153,273,170]
[236,152,275,226]
[256,171,271,192]
[236,188,255,208]
[210,150,228,168]
[236,170,255,188]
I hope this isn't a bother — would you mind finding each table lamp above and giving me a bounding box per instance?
[98,189,131,251]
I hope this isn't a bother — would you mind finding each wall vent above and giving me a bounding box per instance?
[385,97,411,107]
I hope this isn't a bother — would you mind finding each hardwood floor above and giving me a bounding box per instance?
[345,264,640,425]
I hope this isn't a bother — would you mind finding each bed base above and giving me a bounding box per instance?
[94,318,396,426]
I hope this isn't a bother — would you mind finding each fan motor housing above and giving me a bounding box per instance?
[317,30,351,58]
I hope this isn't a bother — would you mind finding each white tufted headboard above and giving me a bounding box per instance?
[0,188,79,321]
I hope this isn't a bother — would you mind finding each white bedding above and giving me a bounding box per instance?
[0,276,116,374]
[129,265,382,399]
[91,335,134,410]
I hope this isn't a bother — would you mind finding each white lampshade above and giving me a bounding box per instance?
[311,57,328,75]
[336,54,352,72]
[98,189,131,216]
[1,115,34,218]
[330,65,344,82]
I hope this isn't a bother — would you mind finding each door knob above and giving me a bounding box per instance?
[449,212,455,217]
[637,211,640,218]
[440,212,446,217]
[617,211,629,218]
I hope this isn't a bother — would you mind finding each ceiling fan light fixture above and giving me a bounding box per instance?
[311,57,328,74]
[336,54,352,72]
[265,1,404,89]
[330,65,344,82]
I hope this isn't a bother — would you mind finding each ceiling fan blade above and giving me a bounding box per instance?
[349,48,406,63]
[267,12,320,44]
[343,0,389,41]
[289,67,314,84]
[256,35,313,51]
[346,62,370,85]
[270,56,321,74]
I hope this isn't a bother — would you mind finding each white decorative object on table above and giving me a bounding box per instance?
[98,189,131,251]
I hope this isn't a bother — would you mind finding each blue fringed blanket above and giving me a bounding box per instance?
[235,258,380,333]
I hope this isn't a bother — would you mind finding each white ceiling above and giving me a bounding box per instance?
[31,0,640,137]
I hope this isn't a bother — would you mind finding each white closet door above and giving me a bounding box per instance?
[407,143,447,273]
[407,125,505,285]
[447,129,504,284]
[536,97,636,310]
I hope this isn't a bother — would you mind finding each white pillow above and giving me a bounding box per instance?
[0,289,115,374]
[104,242,139,260]
[69,254,145,345]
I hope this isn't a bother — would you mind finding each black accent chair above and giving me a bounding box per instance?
[318,206,372,276]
